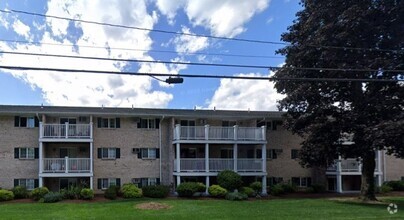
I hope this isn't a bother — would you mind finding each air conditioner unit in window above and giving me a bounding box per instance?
[132,148,140,154]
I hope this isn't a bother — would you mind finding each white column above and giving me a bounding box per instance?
[90,142,93,173]
[175,124,181,140]
[233,144,238,172]
[65,156,69,173]
[39,122,43,138]
[377,175,382,187]
[65,122,69,138]
[176,143,180,173]
[261,125,266,141]
[205,176,210,195]
[261,176,267,195]
[205,143,209,172]
[377,150,382,173]
[39,177,43,187]
[204,125,209,140]
[336,156,342,193]
[262,144,266,173]
[39,142,43,174]
[176,176,181,186]
[233,125,238,141]
[90,177,94,190]
[90,122,93,139]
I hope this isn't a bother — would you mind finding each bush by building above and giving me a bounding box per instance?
[225,191,248,201]
[217,170,243,191]
[384,181,404,191]
[142,185,170,198]
[208,185,227,198]
[176,182,206,197]
[80,188,94,200]
[0,189,14,201]
[250,181,262,194]
[11,186,28,199]
[121,183,142,198]
[43,192,63,203]
[31,187,49,201]
[104,186,118,200]
[307,184,326,193]
[240,187,255,197]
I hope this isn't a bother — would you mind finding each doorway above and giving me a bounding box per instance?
[59,178,77,190]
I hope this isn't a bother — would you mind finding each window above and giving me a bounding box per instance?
[291,149,300,159]
[132,178,160,188]
[14,148,38,159]
[97,117,120,128]
[180,120,195,126]
[268,177,283,186]
[267,149,281,159]
[98,148,120,159]
[220,149,233,158]
[135,148,159,159]
[291,177,311,187]
[138,118,160,129]
[98,178,121,189]
[14,116,39,128]
[222,121,237,127]
[14,179,37,190]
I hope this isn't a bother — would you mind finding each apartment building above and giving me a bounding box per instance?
[0,105,403,194]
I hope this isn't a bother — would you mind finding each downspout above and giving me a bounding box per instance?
[383,150,386,182]
[159,115,165,183]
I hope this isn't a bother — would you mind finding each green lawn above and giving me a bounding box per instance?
[1,197,403,219]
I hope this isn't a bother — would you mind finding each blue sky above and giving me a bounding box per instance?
[0,0,301,110]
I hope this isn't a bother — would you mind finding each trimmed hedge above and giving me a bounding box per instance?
[12,186,28,199]
[307,184,326,193]
[31,187,49,201]
[250,182,262,194]
[225,191,248,201]
[384,181,404,191]
[121,183,142,198]
[80,188,94,200]
[217,170,242,191]
[240,187,255,197]
[142,185,170,198]
[43,192,63,203]
[270,184,285,196]
[104,186,118,200]
[176,182,206,197]
[0,189,14,201]
[208,185,227,198]
[379,185,393,194]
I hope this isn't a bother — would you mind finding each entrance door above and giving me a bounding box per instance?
[60,178,77,190]
[327,177,336,191]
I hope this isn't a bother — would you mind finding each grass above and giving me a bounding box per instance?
[1,197,403,219]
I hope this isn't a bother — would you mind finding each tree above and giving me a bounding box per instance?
[274,0,404,201]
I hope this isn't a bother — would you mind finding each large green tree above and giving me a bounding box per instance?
[274,0,404,200]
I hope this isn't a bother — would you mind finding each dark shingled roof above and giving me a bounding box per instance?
[0,105,284,119]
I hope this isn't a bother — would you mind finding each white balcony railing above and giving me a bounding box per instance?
[174,125,265,141]
[40,123,93,139]
[327,158,379,173]
[42,157,91,173]
[174,158,263,172]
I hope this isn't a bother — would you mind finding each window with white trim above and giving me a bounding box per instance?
[138,118,160,129]
[14,116,39,128]
[15,147,38,159]
[291,177,312,187]
[97,118,120,128]
[98,178,121,189]
[268,177,283,186]
[138,148,159,159]
[15,179,36,190]
[267,149,282,159]
[132,178,159,188]
[98,148,120,159]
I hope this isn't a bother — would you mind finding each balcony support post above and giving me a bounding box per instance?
[233,144,238,172]
[204,125,209,140]
[90,177,94,190]
[90,142,93,173]
[261,176,268,196]
[205,143,209,172]
[205,176,210,195]
[39,177,43,187]
[65,122,69,138]
[39,142,43,174]
[176,143,180,173]
[262,144,266,173]
[261,126,266,141]
[39,122,43,138]
[336,156,342,193]
[233,125,238,141]
[175,124,181,140]
[65,156,69,173]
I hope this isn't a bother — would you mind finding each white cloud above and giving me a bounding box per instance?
[169,26,209,53]
[12,20,31,39]
[155,0,270,37]
[207,72,284,111]
[0,0,178,108]
[266,17,274,24]
[0,13,10,29]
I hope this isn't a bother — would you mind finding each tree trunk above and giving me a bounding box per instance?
[360,151,377,201]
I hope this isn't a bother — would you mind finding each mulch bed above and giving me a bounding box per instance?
[135,202,172,210]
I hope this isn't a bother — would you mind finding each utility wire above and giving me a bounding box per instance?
[0,39,285,59]
[1,50,404,73]
[0,65,401,82]
[1,8,402,53]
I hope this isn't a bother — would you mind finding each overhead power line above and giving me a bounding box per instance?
[1,8,402,53]
[1,50,404,73]
[0,39,285,60]
[0,65,401,82]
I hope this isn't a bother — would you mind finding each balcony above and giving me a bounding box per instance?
[174,125,266,142]
[326,158,380,173]
[42,157,91,174]
[173,158,264,172]
[40,123,93,141]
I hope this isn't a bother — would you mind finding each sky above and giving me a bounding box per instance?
[0,0,302,111]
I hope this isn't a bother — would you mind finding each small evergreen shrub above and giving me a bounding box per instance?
[176,182,206,197]
[217,170,243,191]
[384,181,404,191]
[12,186,28,199]
[0,189,14,201]
[225,191,248,201]
[307,184,326,193]
[270,184,285,196]
[31,187,49,201]
[104,186,118,200]
[142,185,170,198]
[43,192,63,203]
[281,183,297,193]
[250,181,262,194]
[60,186,81,199]
[380,185,393,193]
[208,185,227,198]
[121,183,142,198]
[80,188,94,200]
[240,187,255,197]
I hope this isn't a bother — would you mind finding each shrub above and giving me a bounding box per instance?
[217,170,243,191]
[384,181,404,191]
[281,183,297,193]
[142,185,170,198]
[307,184,326,193]
[104,186,118,200]
[31,187,49,201]
[250,182,262,194]
[380,184,393,194]
[121,183,142,198]
[225,191,248,201]
[208,185,227,198]
[80,188,94,200]
[270,184,285,196]
[60,186,81,199]
[176,182,206,197]
[43,192,63,203]
[0,189,14,201]
[240,187,255,197]
[12,186,28,199]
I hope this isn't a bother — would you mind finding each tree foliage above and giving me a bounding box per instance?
[274,0,404,200]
